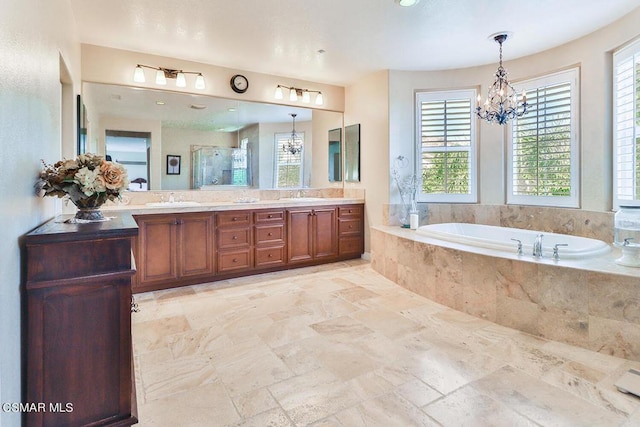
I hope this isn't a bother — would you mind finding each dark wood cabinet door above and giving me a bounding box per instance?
[313,208,338,260]
[287,209,314,263]
[136,215,178,286]
[179,213,215,278]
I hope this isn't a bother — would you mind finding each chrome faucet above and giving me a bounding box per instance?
[533,234,544,257]
[169,192,175,203]
[510,238,523,256]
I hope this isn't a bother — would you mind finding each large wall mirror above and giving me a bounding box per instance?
[81,82,343,191]
[345,123,360,182]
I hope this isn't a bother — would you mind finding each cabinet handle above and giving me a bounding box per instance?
[232,258,238,263]
[268,232,273,236]
[232,235,238,240]
[268,214,273,218]
[349,209,353,213]
[349,225,353,229]
[232,217,238,221]
[268,253,273,258]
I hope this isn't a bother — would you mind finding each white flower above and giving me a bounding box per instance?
[74,167,106,196]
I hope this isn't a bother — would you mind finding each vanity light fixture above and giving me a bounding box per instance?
[274,85,324,106]
[133,64,206,90]
[283,113,303,155]
[476,33,528,125]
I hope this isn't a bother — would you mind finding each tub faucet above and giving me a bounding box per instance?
[510,238,523,256]
[533,234,544,257]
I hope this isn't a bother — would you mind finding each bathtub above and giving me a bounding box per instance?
[416,222,611,259]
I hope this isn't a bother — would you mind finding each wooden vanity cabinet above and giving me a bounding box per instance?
[287,207,337,264]
[24,214,138,427]
[338,205,365,257]
[254,209,286,268]
[216,211,252,273]
[134,212,214,293]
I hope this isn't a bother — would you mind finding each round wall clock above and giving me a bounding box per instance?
[230,74,249,93]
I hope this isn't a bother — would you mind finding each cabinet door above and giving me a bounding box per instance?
[313,207,338,260]
[135,215,178,286]
[287,209,314,263]
[178,213,215,278]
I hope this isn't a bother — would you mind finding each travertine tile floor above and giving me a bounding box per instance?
[132,260,640,426]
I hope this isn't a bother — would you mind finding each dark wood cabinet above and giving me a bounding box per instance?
[287,207,337,264]
[134,212,214,292]
[132,203,363,293]
[24,214,138,427]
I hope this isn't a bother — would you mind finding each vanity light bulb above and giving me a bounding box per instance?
[302,91,311,103]
[274,86,284,100]
[133,66,146,83]
[315,92,324,106]
[289,88,298,102]
[155,70,167,85]
[194,74,205,90]
[176,72,187,88]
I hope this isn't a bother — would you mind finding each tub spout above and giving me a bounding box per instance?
[533,234,544,257]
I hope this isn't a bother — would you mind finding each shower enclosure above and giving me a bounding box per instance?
[191,145,250,189]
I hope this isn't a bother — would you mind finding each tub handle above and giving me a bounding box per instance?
[510,238,523,256]
[553,243,569,260]
[623,238,634,246]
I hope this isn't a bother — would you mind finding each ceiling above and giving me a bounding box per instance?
[70,0,640,86]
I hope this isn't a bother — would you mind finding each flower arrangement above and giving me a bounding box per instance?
[36,153,129,211]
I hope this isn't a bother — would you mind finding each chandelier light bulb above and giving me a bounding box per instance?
[133,65,146,83]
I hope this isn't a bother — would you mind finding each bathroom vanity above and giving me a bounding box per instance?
[24,213,138,427]
[131,200,364,293]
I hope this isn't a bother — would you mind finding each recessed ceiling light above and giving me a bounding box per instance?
[395,0,419,6]
[228,108,236,112]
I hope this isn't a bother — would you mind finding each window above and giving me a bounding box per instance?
[614,39,640,208]
[508,68,579,207]
[274,132,304,187]
[416,89,477,203]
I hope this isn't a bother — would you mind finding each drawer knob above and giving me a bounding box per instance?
[268,254,273,258]
[268,214,273,218]
[232,258,238,263]
[268,232,273,236]
[232,235,238,240]
[232,217,238,221]
[349,225,353,229]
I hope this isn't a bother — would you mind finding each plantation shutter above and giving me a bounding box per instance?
[508,68,579,207]
[614,40,640,207]
[416,89,476,203]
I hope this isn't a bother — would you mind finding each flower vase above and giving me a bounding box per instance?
[74,206,105,221]
[70,195,106,222]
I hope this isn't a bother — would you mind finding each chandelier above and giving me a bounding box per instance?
[476,33,528,125]
[133,64,205,90]
[283,113,302,155]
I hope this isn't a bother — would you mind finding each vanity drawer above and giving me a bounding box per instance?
[218,227,251,248]
[338,218,362,236]
[255,245,285,267]
[217,211,251,227]
[338,205,363,218]
[217,249,251,272]
[255,210,285,223]
[339,236,363,256]
[255,224,285,245]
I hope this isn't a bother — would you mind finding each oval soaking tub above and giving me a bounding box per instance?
[416,222,611,259]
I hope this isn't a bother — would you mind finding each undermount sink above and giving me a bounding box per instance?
[145,201,201,207]
[280,197,325,202]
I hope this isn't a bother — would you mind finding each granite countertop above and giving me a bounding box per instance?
[102,197,365,215]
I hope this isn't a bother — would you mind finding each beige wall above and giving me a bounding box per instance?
[388,7,640,213]
[344,70,390,253]
[0,0,81,424]
[81,44,345,113]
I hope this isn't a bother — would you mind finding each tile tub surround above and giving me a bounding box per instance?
[131,260,640,426]
[371,225,640,362]
[384,203,615,243]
